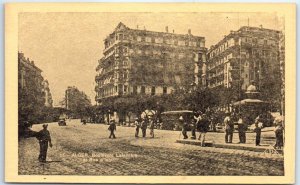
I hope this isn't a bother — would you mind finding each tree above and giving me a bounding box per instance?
[65,87,92,118]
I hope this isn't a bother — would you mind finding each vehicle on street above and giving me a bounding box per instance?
[160,110,194,130]
[58,118,67,126]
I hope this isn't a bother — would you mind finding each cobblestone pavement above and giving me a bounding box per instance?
[18,120,284,176]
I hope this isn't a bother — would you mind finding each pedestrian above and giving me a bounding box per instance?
[237,114,247,143]
[253,116,263,146]
[190,119,196,139]
[180,116,188,139]
[274,120,284,149]
[36,124,53,163]
[197,113,210,146]
[149,118,155,138]
[224,111,234,143]
[134,118,140,137]
[108,119,116,139]
[141,118,148,137]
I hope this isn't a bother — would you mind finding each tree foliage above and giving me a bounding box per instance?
[65,87,92,118]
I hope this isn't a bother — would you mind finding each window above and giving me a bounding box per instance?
[155,37,163,43]
[133,86,137,94]
[115,86,118,93]
[145,37,152,42]
[151,86,156,95]
[179,53,185,59]
[141,86,145,94]
[200,41,205,47]
[264,40,268,45]
[163,86,167,94]
[137,36,142,42]
[178,40,185,46]
[124,85,127,93]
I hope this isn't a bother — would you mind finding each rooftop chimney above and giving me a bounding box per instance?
[137,25,139,29]
[188,29,191,35]
[259,24,263,29]
[173,29,175,33]
[144,26,146,30]
[165,26,169,33]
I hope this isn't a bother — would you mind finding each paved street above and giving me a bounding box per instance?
[19,119,284,176]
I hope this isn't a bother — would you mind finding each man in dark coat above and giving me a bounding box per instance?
[108,119,116,139]
[36,124,52,163]
[197,113,210,146]
[134,118,140,137]
[254,116,263,146]
[141,118,148,137]
[237,114,247,143]
[179,116,188,139]
[224,112,234,143]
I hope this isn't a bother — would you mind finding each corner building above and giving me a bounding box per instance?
[203,26,281,95]
[95,22,206,102]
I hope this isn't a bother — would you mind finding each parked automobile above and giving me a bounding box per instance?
[160,110,194,130]
[58,119,67,126]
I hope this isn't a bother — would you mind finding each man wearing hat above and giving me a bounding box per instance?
[180,116,189,139]
[254,115,263,146]
[134,118,140,137]
[237,114,247,143]
[224,111,234,143]
[141,117,148,138]
[274,118,284,149]
[36,124,52,162]
[108,119,116,139]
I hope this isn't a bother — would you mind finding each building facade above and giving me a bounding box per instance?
[18,52,53,108]
[95,22,206,103]
[203,26,281,102]
[18,52,54,125]
[43,80,53,107]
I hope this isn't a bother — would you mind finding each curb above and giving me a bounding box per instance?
[176,139,283,154]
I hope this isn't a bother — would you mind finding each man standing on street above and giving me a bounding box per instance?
[254,116,263,146]
[180,116,188,139]
[134,118,140,137]
[149,118,155,138]
[237,114,247,143]
[108,119,116,139]
[224,111,234,143]
[197,113,210,146]
[141,118,148,137]
[36,124,52,163]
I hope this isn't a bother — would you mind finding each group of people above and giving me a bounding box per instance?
[134,117,155,138]
[107,117,156,139]
[180,112,211,147]
[32,111,284,163]
[179,110,285,148]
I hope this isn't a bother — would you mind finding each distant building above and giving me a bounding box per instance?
[203,26,281,102]
[95,22,206,103]
[43,80,53,107]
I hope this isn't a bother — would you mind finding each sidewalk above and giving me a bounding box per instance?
[176,139,282,153]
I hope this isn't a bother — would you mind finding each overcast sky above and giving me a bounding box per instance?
[19,12,282,106]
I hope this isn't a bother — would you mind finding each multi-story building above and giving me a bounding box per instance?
[43,80,53,107]
[18,52,53,108]
[95,22,206,102]
[18,52,44,91]
[203,26,281,101]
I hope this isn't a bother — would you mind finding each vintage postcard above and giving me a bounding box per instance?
[5,3,296,184]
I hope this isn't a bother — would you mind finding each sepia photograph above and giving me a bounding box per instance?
[5,3,296,184]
